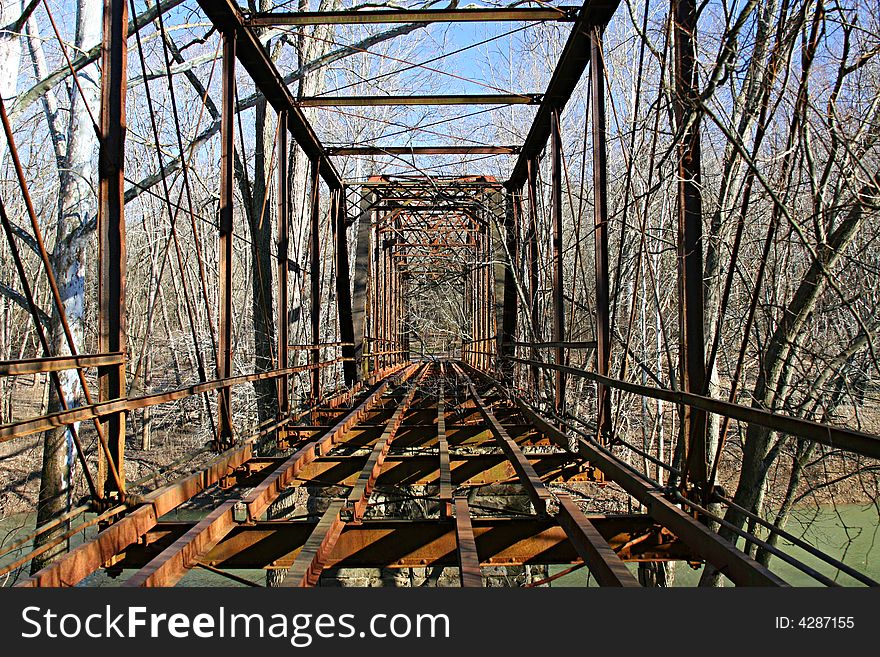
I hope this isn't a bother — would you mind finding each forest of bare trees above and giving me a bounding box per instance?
[0,0,878,586]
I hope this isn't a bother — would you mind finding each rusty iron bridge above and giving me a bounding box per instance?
[1,0,878,588]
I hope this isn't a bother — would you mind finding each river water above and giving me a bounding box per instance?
[2,504,877,587]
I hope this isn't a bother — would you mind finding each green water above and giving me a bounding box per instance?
[2,504,878,587]
[548,504,880,587]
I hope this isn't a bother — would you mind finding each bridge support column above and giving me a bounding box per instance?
[591,27,612,444]
[97,0,129,498]
[673,0,709,496]
[550,109,566,417]
[526,159,540,393]
[309,158,321,401]
[276,112,290,447]
[335,186,357,386]
[216,28,235,449]
[497,189,518,382]
[351,190,373,379]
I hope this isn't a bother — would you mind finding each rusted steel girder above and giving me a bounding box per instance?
[195,0,342,188]
[327,146,521,156]
[454,497,482,587]
[550,110,566,417]
[122,515,690,570]
[498,189,520,381]
[310,158,322,400]
[455,367,551,514]
[348,366,428,520]
[97,0,129,497]
[217,27,235,449]
[509,357,880,461]
[514,397,787,586]
[506,0,621,190]
[0,352,124,376]
[17,442,254,587]
[0,359,345,443]
[299,94,541,107]
[334,187,358,385]
[673,0,710,494]
[283,366,427,586]
[245,8,581,26]
[526,159,541,391]
[18,365,389,587]
[352,190,372,378]
[438,382,452,518]
[276,112,290,445]
[120,366,414,587]
[591,26,612,443]
[456,363,640,587]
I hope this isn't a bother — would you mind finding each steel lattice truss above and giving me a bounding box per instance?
[0,0,878,588]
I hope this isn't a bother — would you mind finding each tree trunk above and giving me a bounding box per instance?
[0,0,22,164]
[31,0,102,574]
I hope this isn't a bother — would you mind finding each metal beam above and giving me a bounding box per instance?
[673,0,709,494]
[555,493,639,586]
[515,397,787,586]
[334,187,358,385]
[276,112,290,445]
[0,359,345,442]
[456,366,551,514]
[18,443,255,587]
[454,497,482,587]
[591,27,612,442]
[97,0,128,497]
[309,158,321,401]
[438,381,452,518]
[351,190,372,379]
[299,94,540,107]
[216,28,235,449]
[284,367,426,586]
[506,0,621,190]
[122,515,692,570]
[457,362,640,587]
[0,352,124,376]
[327,146,521,156]
[246,8,581,26]
[195,0,342,188]
[121,367,413,588]
[508,357,880,462]
[550,109,566,417]
[498,190,520,381]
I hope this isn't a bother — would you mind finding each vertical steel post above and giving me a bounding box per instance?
[526,159,540,392]
[334,186,357,385]
[97,0,128,497]
[499,190,520,382]
[371,217,380,373]
[309,157,321,401]
[484,222,492,371]
[591,28,612,443]
[550,109,566,417]
[217,29,235,449]
[276,112,290,445]
[673,0,709,493]
[351,191,372,379]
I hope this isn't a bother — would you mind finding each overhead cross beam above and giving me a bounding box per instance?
[244,8,581,26]
[300,94,541,107]
[327,146,521,156]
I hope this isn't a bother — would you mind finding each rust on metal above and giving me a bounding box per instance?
[453,496,482,587]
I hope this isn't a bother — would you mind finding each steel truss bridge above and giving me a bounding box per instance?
[1,0,878,588]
